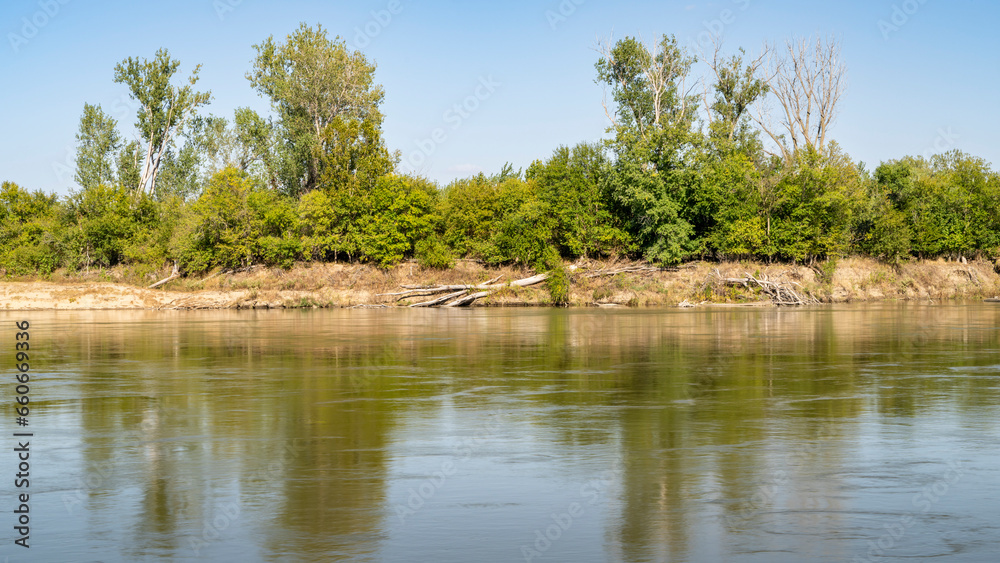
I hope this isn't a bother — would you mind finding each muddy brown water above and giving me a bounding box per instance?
[2,304,999,562]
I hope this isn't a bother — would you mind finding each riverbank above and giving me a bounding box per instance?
[1,257,998,310]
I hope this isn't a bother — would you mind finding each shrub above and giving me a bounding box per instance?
[177,167,300,272]
[545,261,571,306]
[483,200,556,266]
[415,236,455,269]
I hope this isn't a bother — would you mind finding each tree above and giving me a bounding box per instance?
[63,183,162,269]
[595,34,698,145]
[0,182,61,275]
[601,156,694,265]
[594,34,700,265]
[705,44,770,154]
[116,140,143,194]
[233,107,280,184]
[153,107,280,201]
[527,143,629,258]
[315,115,396,197]
[74,103,122,190]
[440,174,537,259]
[768,144,860,262]
[248,22,384,195]
[175,167,300,272]
[754,36,846,163]
[114,48,211,197]
[298,173,437,266]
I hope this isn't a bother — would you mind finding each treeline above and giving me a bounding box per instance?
[2,26,999,279]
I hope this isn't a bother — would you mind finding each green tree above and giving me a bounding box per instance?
[175,167,300,272]
[248,23,384,195]
[602,155,694,265]
[595,35,698,143]
[114,48,211,197]
[769,145,860,262]
[298,174,437,267]
[63,184,162,269]
[528,143,630,258]
[706,47,769,157]
[701,152,773,259]
[74,103,122,190]
[441,174,536,259]
[595,34,701,265]
[0,182,61,275]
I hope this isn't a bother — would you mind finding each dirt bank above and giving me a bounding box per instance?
[1,258,998,310]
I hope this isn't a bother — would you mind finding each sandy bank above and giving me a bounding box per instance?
[1,258,998,310]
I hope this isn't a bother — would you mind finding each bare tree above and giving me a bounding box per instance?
[753,36,846,163]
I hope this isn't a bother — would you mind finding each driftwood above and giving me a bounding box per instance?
[379,273,550,307]
[148,263,180,289]
[716,270,819,306]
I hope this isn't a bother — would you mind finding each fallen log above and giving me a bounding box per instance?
[411,290,469,308]
[444,291,490,307]
[148,263,180,289]
[508,273,550,287]
[381,275,504,300]
[381,273,550,307]
[584,265,669,278]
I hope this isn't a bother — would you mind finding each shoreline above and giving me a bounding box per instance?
[1,257,998,311]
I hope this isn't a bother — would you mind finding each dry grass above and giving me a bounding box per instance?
[3,257,999,310]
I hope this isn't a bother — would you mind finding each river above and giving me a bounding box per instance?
[2,304,998,562]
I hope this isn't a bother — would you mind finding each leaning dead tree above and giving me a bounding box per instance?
[378,273,550,308]
[753,35,846,163]
[716,271,819,306]
[148,262,180,289]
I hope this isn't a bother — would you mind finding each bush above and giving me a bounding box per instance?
[415,236,455,269]
[545,261,571,306]
[441,175,534,258]
[0,182,63,275]
[483,200,556,266]
[176,167,300,272]
[529,143,629,258]
[299,174,438,267]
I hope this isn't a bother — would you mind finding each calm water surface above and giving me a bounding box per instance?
[2,305,999,562]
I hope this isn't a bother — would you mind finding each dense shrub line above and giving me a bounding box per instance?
[3,26,999,279]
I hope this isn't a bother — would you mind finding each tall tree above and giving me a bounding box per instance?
[74,103,122,189]
[114,48,211,197]
[594,34,700,265]
[248,22,384,195]
[595,34,698,144]
[705,44,770,152]
[754,36,846,163]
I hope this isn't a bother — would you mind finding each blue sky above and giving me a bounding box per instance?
[2,0,998,196]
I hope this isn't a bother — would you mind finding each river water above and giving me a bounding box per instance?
[2,304,999,562]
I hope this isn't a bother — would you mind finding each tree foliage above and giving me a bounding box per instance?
[249,23,384,195]
[6,29,1000,284]
[114,48,211,197]
[74,104,122,190]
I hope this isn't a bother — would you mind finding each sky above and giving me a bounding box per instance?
[1,0,998,196]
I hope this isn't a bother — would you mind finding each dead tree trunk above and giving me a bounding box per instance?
[378,273,550,307]
[148,262,180,289]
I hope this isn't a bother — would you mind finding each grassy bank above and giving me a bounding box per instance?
[2,257,999,311]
